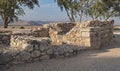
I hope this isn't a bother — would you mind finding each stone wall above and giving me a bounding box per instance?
[0,31,12,46]
[0,20,114,69]
[31,27,50,37]
[49,23,76,45]
[0,35,84,69]
[0,36,52,69]
[82,20,114,47]
[49,20,114,49]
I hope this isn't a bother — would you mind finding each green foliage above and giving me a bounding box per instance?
[56,0,120,21]
[56,0,80,22]
[0,0,39,28]
[88,0,120,20]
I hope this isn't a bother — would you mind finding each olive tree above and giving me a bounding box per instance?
[87,0,120,21]
[0,0,39,28]
[56,0,79,22]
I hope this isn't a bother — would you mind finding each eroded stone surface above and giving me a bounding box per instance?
[0,20,114,70]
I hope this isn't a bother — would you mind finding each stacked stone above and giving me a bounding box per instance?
[63,20,114,49]
[0,31,12,46]
[97,20,114,46]
[78,20,113,28]
[31,26,49,37]
[50,23,76,35]
[0,36,52,67]
[0,21,114,70]
[49,28,63,45]
[52,44,84,58]
[13,37,52,62]
[63,27,98,48]
[10,35,32,49]
[12,30,32,36]
[82,20,114,46]
[49,23,76,45]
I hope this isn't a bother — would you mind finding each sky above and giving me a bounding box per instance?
[20,0,120,25]
[0,0,119,25]
[20,0,69,21]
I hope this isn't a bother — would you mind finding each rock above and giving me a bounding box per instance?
[31,27,49,37]
[40,55,50,60]
[0,53,13,65]
[64,47,73,53]
[41,52,46,56]
[0,65,7,70]
[22,44,34,52]
[16,51,30,61]
[31,50,41,58]
[34,45,39,50]
[39,46,46,51]
[32,58,40,61]
[64,53,72,57]
[46,49,53,54]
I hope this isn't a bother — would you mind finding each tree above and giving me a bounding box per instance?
[0,0,39,28]
[77,0,90,22]
[56,0,79,22]
[56,0,120,22]
[56,0,95,22]
[87,0,120,21]
[102,0,120,20]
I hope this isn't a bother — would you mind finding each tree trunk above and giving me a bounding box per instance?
[70,10,75,22]
[3,19,8,28]
[65,9,75,22]
[79,14,82,22]
[1,14,9,28]
[71,13,75,22]
[79,11,83,22]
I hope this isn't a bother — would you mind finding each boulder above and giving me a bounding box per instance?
[31,50,41,58]
[16,51,31,61]
[0,53,13,65]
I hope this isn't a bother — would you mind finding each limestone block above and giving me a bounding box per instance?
[0,52,13,65]
[22,44,34,52]
[81,32,90,37]
[46,49,53,54]
[16,51,31,61]
[31,50,41,58]
[40,55,50,60]
[34,45,39,50]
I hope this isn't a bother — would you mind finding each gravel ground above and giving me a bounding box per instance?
[4,31,120,71]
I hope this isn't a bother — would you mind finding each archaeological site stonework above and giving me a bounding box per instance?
[0,20,114,69]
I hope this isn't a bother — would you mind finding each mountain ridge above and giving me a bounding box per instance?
[0,19,54,26]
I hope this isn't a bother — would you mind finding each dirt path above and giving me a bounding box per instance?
[4,31,120,71]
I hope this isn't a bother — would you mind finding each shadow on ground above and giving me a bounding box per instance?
[3,30,120,71]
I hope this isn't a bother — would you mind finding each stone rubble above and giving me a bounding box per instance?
[0,20,114,70]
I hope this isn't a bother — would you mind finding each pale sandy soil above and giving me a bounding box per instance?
[4,30,120,71]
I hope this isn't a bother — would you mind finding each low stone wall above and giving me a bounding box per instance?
[31,27,49,37]
[49,23,76,45]
[0,36,52,69]
[0,35,85,69]
[0,31,12,46]
[0,20,114,70]
[49,23,76,35]
[49,28,63,45]
[49,20,114,49]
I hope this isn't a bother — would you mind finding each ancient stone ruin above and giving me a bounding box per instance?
[0,20,114,69]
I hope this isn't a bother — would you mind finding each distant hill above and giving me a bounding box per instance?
[0,19,54,26]
[12,20,54,26]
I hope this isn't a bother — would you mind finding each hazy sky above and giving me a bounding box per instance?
[20,0,69,21]
[0,0,117,25]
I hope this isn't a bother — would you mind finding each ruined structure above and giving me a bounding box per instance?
[0,20,114,69]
